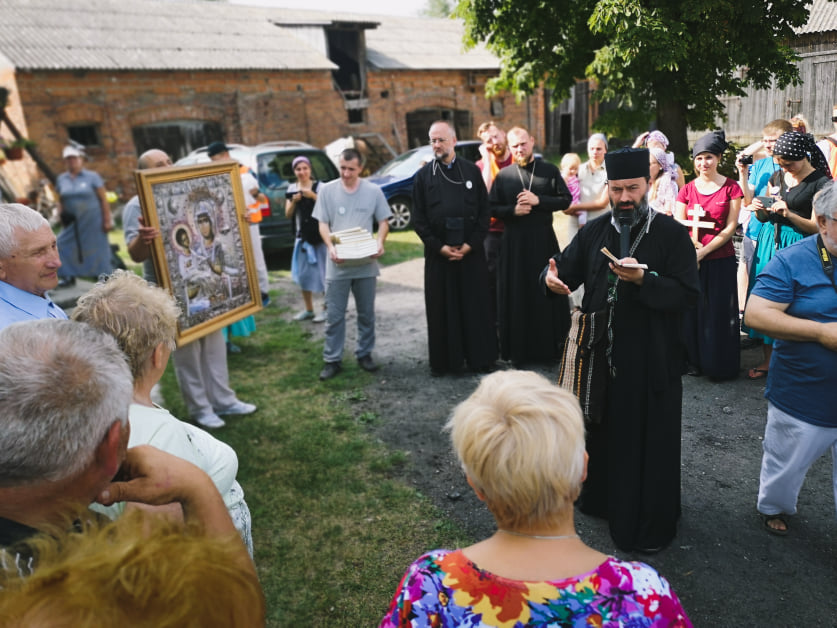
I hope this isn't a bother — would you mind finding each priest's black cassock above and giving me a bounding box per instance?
[412,157,497,373]
[489,158,572,365]
[541,209,699,551]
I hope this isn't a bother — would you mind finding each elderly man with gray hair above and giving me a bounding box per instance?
[744,180,837,536]
[0,319,132,571]
[0,318,252,576]
[0,203,66,328]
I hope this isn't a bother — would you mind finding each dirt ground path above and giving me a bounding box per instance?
[273,257,836,626]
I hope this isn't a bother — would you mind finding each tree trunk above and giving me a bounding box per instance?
[656,99,689,159]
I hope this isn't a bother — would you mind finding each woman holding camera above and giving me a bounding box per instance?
[744,131,831,379]
[285,155,326,322]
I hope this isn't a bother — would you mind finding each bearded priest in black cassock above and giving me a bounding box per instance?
[489,126,572,366]
[540,148,699,553]
[412,121,497,375]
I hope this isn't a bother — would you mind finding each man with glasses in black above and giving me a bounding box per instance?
[412,120,497,376]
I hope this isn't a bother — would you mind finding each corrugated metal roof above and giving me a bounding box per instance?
[0,0,336,71]
[266,8,498,69]
[0,0,498,72]
[365,16,498,71]
[796,0,837,35]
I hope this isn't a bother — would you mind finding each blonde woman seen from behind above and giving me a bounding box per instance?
[380,370,692,627]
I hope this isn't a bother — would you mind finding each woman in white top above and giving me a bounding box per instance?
[562,134,610,242]
[72,270,253,555]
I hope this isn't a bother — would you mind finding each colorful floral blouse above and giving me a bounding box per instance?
[380,549,692,627]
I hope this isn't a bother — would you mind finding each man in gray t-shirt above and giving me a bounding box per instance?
[312,148,391,380]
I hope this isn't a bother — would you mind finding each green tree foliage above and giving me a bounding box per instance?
[422,0,454,18]
[456,0,815,152]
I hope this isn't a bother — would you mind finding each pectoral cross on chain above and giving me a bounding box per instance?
[677,204,715,244]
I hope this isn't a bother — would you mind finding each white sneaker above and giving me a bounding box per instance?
[293,310,314,321]
[196,413,226,429]
[312,311,327,323]
[217,400,257,416]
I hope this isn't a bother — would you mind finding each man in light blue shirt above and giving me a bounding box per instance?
[0,203,67,329]
[744,180,837,535]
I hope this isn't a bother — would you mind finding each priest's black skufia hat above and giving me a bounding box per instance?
[605,147,650,180]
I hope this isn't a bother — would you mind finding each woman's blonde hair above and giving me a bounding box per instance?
[0,511,264,627]
[72,270,180,380]
[446,370,586,530]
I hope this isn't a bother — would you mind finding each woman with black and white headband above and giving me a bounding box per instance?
[745,131,831,380]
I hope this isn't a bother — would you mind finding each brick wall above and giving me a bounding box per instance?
[368,69,544,151]
[0,68,38,200]
[7,67,545,200]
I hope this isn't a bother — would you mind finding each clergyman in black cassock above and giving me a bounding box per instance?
[489,127,571,366]
[412,121,497,374]
[540,148,700,553]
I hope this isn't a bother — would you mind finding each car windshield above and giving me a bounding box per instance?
[257,151,337,189]
[374,147,432,178]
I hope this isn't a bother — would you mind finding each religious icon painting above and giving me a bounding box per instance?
[135,161,262,346]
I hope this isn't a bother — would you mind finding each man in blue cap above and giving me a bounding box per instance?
[541,147,699,554]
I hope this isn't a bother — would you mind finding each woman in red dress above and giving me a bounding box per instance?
[675,130,743,379]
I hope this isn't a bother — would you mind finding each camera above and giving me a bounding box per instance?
[739,154,753,166]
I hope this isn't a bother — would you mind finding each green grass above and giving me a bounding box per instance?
[156,288,469,626]
[109,226,444,623]
[109,229,144,276]
[381,229,422,266]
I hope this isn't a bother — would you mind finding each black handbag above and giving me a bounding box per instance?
[59,210,76,227]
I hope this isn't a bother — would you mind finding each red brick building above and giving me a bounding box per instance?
[0,0,546,201]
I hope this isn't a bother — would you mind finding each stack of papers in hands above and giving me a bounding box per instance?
[330,227,378,262]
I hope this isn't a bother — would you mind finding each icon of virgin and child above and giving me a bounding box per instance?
[170,197,246,316]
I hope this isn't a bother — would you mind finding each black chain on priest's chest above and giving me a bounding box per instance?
[432,158,464,186]
[515,160,536,192]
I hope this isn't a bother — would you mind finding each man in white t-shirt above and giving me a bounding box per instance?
[312,148,392,380]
